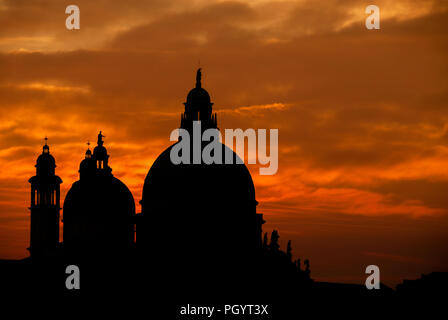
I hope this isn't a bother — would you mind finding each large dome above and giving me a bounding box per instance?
[142,142,256,210]
[139,141,259,272]
[138,70,263,278]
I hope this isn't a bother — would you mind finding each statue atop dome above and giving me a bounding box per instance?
[97,131,105,146]
[196,68,202,88]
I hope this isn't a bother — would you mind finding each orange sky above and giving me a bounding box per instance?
[0,0,447,286]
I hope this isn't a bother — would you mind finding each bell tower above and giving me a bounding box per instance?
[28,138,62,257]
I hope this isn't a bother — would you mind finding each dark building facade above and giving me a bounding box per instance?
[25,70,285,263]
[11,69,444,308]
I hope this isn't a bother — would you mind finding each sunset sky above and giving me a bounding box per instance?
[0,0,447,286]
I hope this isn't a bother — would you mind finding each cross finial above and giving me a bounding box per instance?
[87,140,90,149]
[42,136,49,153]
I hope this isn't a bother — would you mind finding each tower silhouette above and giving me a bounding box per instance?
[180,68,218,131]
[28,138,62,257]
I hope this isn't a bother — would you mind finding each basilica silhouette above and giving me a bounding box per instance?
[24,69,312,297]
[1,69,445,315]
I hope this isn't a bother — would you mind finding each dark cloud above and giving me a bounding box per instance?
[372,179,448,209]
[0,0,176,36]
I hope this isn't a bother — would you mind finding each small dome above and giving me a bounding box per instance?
[79,157,95,173]
[63,132,134,254]
[36,152,55,167]
[186,87,211,105]
[185,68,212,107]
[35,144,56,176]
[63,175,135,252]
